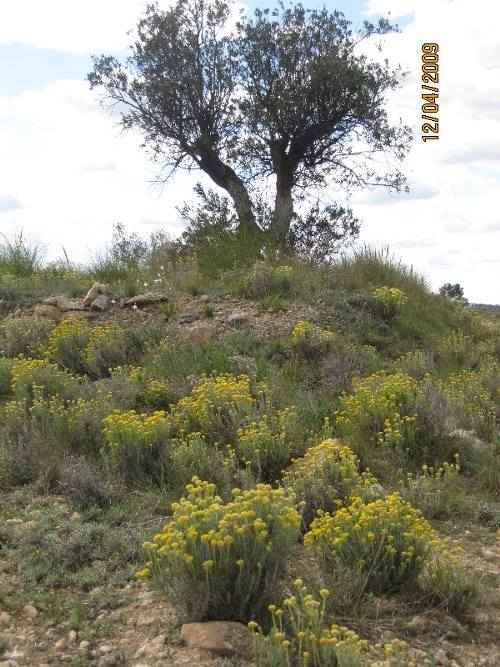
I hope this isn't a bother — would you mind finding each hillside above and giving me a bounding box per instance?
[0,247,499,666]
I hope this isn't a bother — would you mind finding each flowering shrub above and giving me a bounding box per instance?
[10,356,80,402]
[291,320,335,363]
[243,261,293,298]
[371,286,408,318]
[169,373,262,438]
[42,317,91,374]
[304,492,437,596]
[424,549,482,615]
[234,406,298,482]
[283,440,377,531]
[0,315,52,358]
[438,366,497,440]
[333,371,420,455]
[398,456,461,518]
[82,323,139,378]
[102,408,171,485]
[170,433,238,497]
[140,477,301,621]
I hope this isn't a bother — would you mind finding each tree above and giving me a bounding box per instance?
[88,0,412,246]
[439,283,468,304]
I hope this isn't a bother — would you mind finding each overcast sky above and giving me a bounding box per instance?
[0,0,498,303]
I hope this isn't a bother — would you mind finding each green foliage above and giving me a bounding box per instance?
[251,581,414,667]
[304,493,436,597]
[291,320,335,364]
[283,439,377,531]
[141,478,301,621]
[0,230,47,277]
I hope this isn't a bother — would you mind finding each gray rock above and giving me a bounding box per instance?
[181,621,253,659]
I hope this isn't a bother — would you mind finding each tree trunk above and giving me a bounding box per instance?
[269,172,294,244]
[197,148,259,235]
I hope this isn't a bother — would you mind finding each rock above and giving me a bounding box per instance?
[124,293,168,307]
[67,630,78,645]
[33,303,62,320]
[407,615,429,632]
[177,313,199,325]
[99,644,113,654]
[181,621,254,659]
[407,648,427,662]
[21,604,38,620]
[82,282,106,307]
[226,312,248,325]
[0,611,11,628]
[54,638,68,651]
[79,641,91,650]
[90,293,111,311]
[4,650,25,663]
[436,649,451,666]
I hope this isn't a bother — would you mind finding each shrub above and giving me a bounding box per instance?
[283,440,377,531]
[424,551,482,616]
[333,370,420,456]
[398,456,461,518]
[250,581,414,667]
[291,321,335,364]
[10,356,81,403]
[0,316,53,358]
[243,261,293,299]
[304,493,437,598]
[140,478,301,621]
[101,408,172,486]
[371,286,409,318]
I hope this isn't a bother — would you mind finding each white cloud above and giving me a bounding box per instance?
[0,0,175,54]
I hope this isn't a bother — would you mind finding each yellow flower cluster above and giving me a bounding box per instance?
[251,580,415,666]
[372,285,409,309]
[284,440,377,529]
[170,373,264,435]
[10,355,77,399]
[102,408,169,449]
[400,456,460,516]
[140,477,301,620]
[304,492,437,593]
[334,370,419,448]
[291,320,335,362]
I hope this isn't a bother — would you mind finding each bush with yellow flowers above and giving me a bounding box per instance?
[438,365,497,440]
[10,355,81,403]
[0,315,53,359]
[0,356,13,396]
[304,492,437,597]
[139,477,301,621]
[423,548,482,616]
[371,286,408,318]
[283,440,378,531]
[243,261,293,298]
[169,373,262,439]
[102,408,172,485]
[233,406,298,482]
[250,580,415,667]
[42,317,92,374]
[82,323,141,378]
[170,432,238,498]
[291,320,335,364]
[333,370,420,457]
[398,456,461,518]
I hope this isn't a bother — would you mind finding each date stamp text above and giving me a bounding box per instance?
[421,43,439,141]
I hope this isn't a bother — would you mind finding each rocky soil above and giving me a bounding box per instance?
[0,292,499,666]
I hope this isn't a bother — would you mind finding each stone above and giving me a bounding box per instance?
[90,293,110,311]
[4,650,25,663]
[177,313,199,324]
[67,631,78,645]
[82,282,106,307]
[436,649,451,666]
[54,638,68,651]
[33,303,62,320]
[407,648,428,662]
[0,611,11,628]
[99,644,113,654]
[79,641,91,650]
[21,604,38,620]
[226,312,248,325]
[125,293,168,307]
[181,621,254,659]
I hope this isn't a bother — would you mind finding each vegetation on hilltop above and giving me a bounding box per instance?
[0,227,498,666]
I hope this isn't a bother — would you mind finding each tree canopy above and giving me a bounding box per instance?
[88,0,412,249]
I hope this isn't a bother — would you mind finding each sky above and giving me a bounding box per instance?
[0,0,499,304]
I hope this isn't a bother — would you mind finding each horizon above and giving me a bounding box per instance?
[1,0,499,303]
